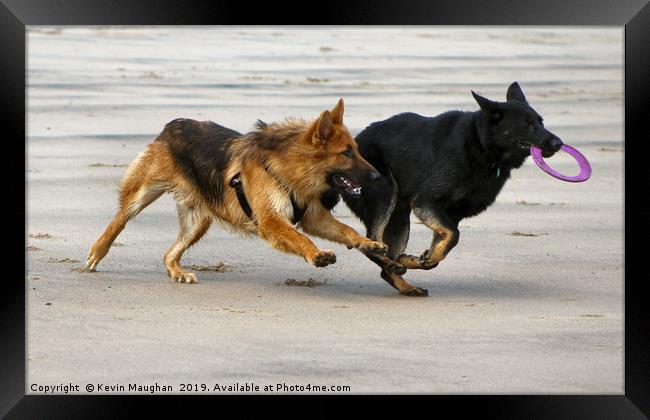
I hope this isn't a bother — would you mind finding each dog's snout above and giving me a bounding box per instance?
[370,170,381,181]
[549,137,563,151]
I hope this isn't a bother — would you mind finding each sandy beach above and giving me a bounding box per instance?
[26,27,623,393]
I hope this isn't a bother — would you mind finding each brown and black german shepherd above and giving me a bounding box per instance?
[86,99,388,283]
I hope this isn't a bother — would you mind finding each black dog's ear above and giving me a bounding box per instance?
[472,91,502,122]
[506,81,527,103]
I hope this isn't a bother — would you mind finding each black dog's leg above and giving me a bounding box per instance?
[342,170,427,296]
[403,198,459,269]
[380,271,429,297]
[382,199,411,260]
[362,201,428,297]
[382,201,428,296]
[343,172,406,275]
[362,253,428,297]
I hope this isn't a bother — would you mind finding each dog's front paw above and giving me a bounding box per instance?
[419,260,439,270]
[311,250,337,267]
[358,240,388,255]
[419,250,440,270]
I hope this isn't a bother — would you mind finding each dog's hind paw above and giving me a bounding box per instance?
[312,250,337,267]
[400,287,429,297]
[86,244,110,271]
[171,271,198,284]
[86,254,100,272]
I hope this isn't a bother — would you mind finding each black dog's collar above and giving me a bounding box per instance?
[489,163,502,178]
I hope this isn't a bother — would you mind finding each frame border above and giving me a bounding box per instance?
[5,0,648,417]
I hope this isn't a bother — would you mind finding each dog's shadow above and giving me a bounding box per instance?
[267,274,565,301]
[92,266,566,302]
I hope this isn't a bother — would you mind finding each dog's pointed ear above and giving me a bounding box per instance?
[331,98,344,124]
[313,110,333,145]
[472,90,502,122]
[506,81,527,103]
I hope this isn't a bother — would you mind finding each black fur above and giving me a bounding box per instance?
[320,188,341,211]
[160,118,240,204]
[343,82,564,272]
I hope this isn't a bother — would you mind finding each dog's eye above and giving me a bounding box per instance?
[342,147,354,157]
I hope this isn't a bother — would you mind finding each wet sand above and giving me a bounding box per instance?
[26,27,623,393]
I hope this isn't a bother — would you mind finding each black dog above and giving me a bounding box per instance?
[342,82,563,296]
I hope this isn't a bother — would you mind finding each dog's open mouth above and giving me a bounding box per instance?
[332,174,362,196]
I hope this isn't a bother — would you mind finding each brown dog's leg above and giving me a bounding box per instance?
[163,204,212,283]
[300,202,388,256]
[241,164,337,267]
[257,213,336,266]
[86,152,166,270]
[301,206,408,275]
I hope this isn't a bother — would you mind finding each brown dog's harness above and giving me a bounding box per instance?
[228,174,254,220]
[229,171,305,225]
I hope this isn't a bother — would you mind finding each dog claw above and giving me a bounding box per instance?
[86,256,98,272]
[171,272,198,284]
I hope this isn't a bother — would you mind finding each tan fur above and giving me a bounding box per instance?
[87,99,387,283]
[396,219,457,270]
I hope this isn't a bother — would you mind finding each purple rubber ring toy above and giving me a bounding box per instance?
[530,144,592,183]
